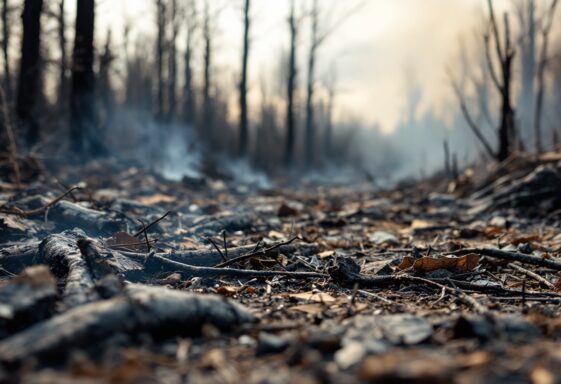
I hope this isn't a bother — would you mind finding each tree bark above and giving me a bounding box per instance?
[284,0,297,167]
[70,0,100,157]
[16,0,44,148]
[1,0,11,100]
[57,0,68,112]
[238,0,250,157]
[167,0,178,121]
[304,0,319,169]
[182,7,196,126]
[155,0,166,121]
[202,0,213,141]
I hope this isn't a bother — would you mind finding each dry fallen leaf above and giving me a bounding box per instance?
[318,250,335,259]
[281,291,337,303]
[0,216,28,232]
[398,254,480,273]
[106,232,146,252]
[137,194,177,205]
[216,286,239,297]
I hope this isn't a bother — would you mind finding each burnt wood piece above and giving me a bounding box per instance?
[119,242,319,267]
[0,266,57,339]
[0,285,255,366]
[0,242,41,275]
[39,231,141,308]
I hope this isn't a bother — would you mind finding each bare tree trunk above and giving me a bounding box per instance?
[202,0,212,141]
[57,0,68,112]
[156,0,166,120]
[167,0,178,122]
[498,21,515,162]
[1,0,11,100]
[183,12,195,125]
[304,0,319,169]
[70,0,99,157]
[238,0,250,157]
[443,140,450,177]
[324,72,335,159]
[484,1,516,162]
[534,0,559,154]
[284,0,297,167]
[17,0,44,148]
[516,0,535,143]
[98,30,114,126]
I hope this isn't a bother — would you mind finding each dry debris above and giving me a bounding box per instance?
[2,153,561,382]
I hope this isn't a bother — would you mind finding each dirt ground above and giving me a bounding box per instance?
[2,154,561,383]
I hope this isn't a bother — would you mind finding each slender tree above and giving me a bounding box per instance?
[1,0,11,100]
[515,0,536,142]
[534,0,559,153]
[156,0,166,120]
[485,0,516,161]
[182,0,197,126]
[304,0,319,168]
[303,0,364,168]
[57,0,68,111]
[17,0,44,148]
[238,0,251,157]
[452,0,517,162]
[323,67,336,158]
[202,0,212,140]
[284,0,298,166]
[70,0,99,156]
[167,0,179,121]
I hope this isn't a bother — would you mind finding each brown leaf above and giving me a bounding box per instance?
[106,232,146,252]
[397,256,415,270]
[0,216,27,232]
[278,203,298,217]
[137,194,176,205]
[216,286,238,297]
[282,291,337,303]
[509,234,540,245]
[399,254,480,273]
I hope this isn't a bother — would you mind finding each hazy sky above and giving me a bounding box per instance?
[87,0,508,132]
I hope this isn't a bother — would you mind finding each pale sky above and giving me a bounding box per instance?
[84,0,512,132]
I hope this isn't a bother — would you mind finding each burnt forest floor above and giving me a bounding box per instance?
[2,153,561,383]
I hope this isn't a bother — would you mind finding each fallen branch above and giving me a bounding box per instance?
[0,285,255,366]
[450,248,561,271]
[328,257,561,298]
[0,186,82,218]
[140,252,327,280]
[118,241,319,267]
[0,242,42,275]
[509,262,555,289]
[40,231,141,309]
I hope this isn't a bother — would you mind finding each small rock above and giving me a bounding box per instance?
[369,231,399,246]
[256,332,290,356]
[335,342,366,369]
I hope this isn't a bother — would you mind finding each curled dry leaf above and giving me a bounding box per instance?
[398,253,480,273]
[106,232,147,252]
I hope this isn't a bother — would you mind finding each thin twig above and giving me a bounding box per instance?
[133,211,172,238]
[207,237,227,262]
[222,230,228,260]
[0,186,82,217]
[510,262,555,289]
[138,219,152,253]
[215,237,299,268]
